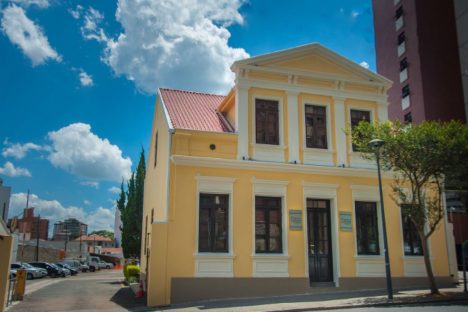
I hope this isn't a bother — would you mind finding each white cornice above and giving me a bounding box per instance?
[157,89,174,130]
[171,155,393,179]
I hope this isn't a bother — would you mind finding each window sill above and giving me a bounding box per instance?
[252,143,286,150]
[302,148,335,154]
[354,255,384,261]
[251,254,290,260]
[194,253,235,260]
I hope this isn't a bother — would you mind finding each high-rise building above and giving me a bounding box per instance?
[53,218,87,241]
[0,178,11,221]
[372,0,467,124]
[10,207,49,240]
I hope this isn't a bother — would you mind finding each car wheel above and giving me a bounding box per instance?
[27,273,33,280]
[90,266,95,272]
[52,272,57,278]
[106,265,110,269]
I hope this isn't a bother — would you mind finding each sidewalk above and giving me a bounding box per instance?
[154,276,468,312]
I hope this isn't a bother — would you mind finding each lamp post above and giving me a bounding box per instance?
[368,138,393,300]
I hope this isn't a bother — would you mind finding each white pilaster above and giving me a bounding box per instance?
[334,97,347,167]
[377,101,389,122]
[287,91,299,163]
[236,85,249,160]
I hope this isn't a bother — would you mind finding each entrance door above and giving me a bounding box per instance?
[307,199,333,283]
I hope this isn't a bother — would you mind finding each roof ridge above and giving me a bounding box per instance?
[159,87,226,97]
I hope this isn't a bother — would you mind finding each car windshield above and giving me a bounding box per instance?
[21,263,33,269]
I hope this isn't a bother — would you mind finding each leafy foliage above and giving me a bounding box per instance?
[351,120,468,294]
[89,230,114,239]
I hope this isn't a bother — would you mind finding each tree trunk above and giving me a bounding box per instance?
[421,234,440,294]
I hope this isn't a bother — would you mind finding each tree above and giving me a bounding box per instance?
[351,120,468,294]
[118,149,146,258]
[90,230,114,239]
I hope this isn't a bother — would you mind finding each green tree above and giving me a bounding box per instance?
[351,120,468,294]
[89,230,114,239]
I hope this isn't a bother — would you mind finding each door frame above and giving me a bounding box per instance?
[303,182,340,286]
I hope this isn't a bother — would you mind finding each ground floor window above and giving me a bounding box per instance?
[355,201,380,255]
[401,205,423,256]
[255,196,282,253]
[198,193,229,253]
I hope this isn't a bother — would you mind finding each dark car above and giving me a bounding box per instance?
[29,262,63,278]
[55,263,78,275]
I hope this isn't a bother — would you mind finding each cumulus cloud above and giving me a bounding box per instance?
[68,5,83,19]
[2,141,42,159]
[9,0,49,8]
[79,70,93,86]
[0,161,31,177]
[359,61,370,69]
[81,0,249,94]
[10,192,115,232]
[1,5,61,66]
[80,181,99,188]
[108,186,121,194]
[47,123,132,182]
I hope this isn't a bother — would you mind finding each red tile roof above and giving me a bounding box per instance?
[101,247,122,254]
[159,88,233,133]
[74,234,112,242]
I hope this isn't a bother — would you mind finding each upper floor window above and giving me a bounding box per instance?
[350,109,371,151]
[255,196,282,253]
[398,32,406,45]
[400,58,408,71]
[395,6,403,19]
[153,132,158,167]
[355,201,380,255]
[198,194,229,253]
[402,85,410,98]
[305,104,328,149]
[255,99,279,145]
[404,112,412,124]
[401,205,423,256]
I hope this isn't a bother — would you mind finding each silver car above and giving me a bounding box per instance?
[11,263,43,279]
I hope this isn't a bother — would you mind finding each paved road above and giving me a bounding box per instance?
[327,303,468,312]
[8,270,145,312]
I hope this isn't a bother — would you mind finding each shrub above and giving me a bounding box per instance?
[124,264,140,283]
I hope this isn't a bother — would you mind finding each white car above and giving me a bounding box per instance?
[11,263,43,280]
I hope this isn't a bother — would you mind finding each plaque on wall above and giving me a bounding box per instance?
[289,210,302,230]
[340,212,352,231]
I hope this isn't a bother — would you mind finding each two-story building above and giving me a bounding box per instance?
[141,44,454,307]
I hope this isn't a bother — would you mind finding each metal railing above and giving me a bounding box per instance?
[6,274,16,307]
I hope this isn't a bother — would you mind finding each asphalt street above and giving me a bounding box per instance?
[7,269,145,312]
[327,303,468,312]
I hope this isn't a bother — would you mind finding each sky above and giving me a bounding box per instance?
[0,0,375,234]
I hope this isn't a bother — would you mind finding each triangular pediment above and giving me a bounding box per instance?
[232,43,391,85]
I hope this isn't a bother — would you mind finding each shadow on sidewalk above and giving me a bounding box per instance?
[110,286,147,311]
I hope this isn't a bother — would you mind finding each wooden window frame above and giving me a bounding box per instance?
[153,132,158,167]
[305,104,328,149]
[350,109,371,152]
[255,99,280,145]
[401,205,423,256]
[355,201,380,256]
[198,193,229,253]
[255,196,283,254]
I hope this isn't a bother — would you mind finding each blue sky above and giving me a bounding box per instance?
[0,0,375,233]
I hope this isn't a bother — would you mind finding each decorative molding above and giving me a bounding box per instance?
[355,256,385,277]
[252,177,289,196]
[252,255,290,277]
[350,185,380,201]
[194,255,234,277]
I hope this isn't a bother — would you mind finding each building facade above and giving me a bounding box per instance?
[13,207,49,240]
[141,44,454,307]
[53,218,88,241]
[373,0,466,124]
[0,178,11,222]
[74,234,113,254]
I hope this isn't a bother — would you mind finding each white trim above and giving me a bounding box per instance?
[158,90,174,130]
[236,85,249,160]
[301,100,334,166]
[347,106,376,169]
[251,94,285,162]
[302,183,340,285]
[251,178,289,277]
[194,175,235,277]
[172,155,394,179]
[333,97,347,167]
[287,91,300,163]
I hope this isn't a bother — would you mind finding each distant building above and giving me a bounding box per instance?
[0,178,11,221]
[53,218,87,241]
[114,208,121,247]
[10,207,49,240]
[75,234,113,254]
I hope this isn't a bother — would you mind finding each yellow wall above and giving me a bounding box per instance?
[0,235,13,311]
[172,130,237,159]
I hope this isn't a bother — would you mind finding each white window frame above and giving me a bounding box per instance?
[251,178,289,277]
[351,185,385,277]
[302,100,334,166]
[251,95,286,162]
[194,175,236,277]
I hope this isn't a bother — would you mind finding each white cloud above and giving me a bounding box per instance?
[351,10,360,19]
[80,181,99,189]
[47,123,132,182]
[83,0,249,94]
[359,61,370,69]
[10,192,115,232]
[84,200,91,205]
[1,5,61,66]
[108,186,121,194]
[9,0,50,8]
[79,70,93,86]
[81,7,108,43]
[2,141,42,159]
[68,5,83,19]
[0,161,31,177]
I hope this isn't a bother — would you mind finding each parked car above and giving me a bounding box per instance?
[52,263,70,277]
[11,263,43,280]
[86,256,101,272]
[10,269,16,279]
[102,261,114,269]
[56,263,78,275]
[79,263,89,272]
[29,262,63,278]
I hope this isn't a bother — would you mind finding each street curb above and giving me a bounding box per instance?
[270,296,468,312]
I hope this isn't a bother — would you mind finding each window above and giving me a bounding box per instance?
[144,215,148,255]
[153,132,158,167]
[151,208,154,223]
[305,105,328,149]
[355,201,380,255]
[402,85,410,98]
[255,99,279,145]
[255,196,282,253]
[350,109,371,151]
[404,112,412,124]
[400,58,408,71]
[398,32,406,45]
[401,205,423,256]
[395,6,403,19]
[198,194,229,253]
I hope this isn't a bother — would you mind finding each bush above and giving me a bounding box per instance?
[123,264,140,283]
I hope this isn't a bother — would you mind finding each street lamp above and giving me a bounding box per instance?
[368,138,393,300]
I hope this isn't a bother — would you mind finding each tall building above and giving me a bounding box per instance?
[11,207,49,240]
[0,178,11,221]
[53,218,87,241]
[372,0,466,124]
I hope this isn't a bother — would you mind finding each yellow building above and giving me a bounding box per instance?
[141,44,453,307]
